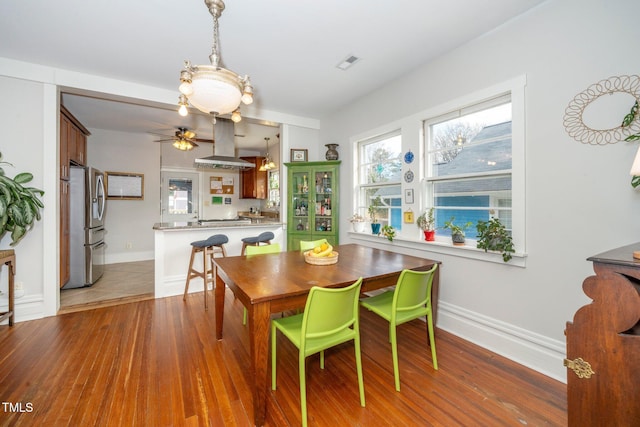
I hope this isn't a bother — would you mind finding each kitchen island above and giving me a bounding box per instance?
[153,220,285,299]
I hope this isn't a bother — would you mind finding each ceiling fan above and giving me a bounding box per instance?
[151,127,213,151]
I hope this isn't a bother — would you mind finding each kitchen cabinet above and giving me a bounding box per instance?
[59,105,89,288]
[61,105,89,167]
[285,161,339,250]
[60,180,70,287]
[565,242,640,425]
[240,157,267,199]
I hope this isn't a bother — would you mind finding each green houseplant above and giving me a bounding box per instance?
[416,207,436,241]
[381,225,396,241]
[443,217,472,246]
[368,196,382,235]
[476,217,515,262]
[0,152,45,246]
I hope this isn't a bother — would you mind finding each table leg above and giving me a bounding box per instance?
[249,301,271,427]
[214,268,225,340]
[7,258,14,326]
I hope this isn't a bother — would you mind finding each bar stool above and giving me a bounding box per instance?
[183,234,228,310]
[240,231,275,255]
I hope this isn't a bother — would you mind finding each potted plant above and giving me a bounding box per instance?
[349,213,366,233]
[476,217,515,262]
[0,152,45,246]
[416,207,436,241]
[368,196,382,235]
[443,217,472,246]
[381,225,395,242]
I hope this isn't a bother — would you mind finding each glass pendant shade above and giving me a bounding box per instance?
[187,66,243,115]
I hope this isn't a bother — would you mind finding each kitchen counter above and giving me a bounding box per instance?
[153,220,281,230]
[153,221,284,299]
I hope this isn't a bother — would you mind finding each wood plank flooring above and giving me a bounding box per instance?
[0,288,567,426]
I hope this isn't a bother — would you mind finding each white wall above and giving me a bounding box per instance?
[322,0,640,382]
[88,128,161,263]
[0,76,49,321]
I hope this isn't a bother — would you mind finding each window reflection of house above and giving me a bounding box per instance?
[434,121,512,239]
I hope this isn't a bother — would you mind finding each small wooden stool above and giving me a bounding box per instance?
[183,234,228,310]
[0,249,16,327]
[240,231,275,255]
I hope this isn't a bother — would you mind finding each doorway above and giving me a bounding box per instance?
[161,171,200,223]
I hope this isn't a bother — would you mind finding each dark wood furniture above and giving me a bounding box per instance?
[59,105,90,288]
[565,242,640,426]
[240,156,267,199]
[0,249,16,326]
[214,244,440,426]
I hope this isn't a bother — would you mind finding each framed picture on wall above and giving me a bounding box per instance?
[290,149,308,162]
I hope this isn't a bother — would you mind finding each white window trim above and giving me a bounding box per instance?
[349,75,527,266]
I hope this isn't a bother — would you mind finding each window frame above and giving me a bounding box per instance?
[348,76,526,266]
[421,76,526,262]
[353,129,403,228]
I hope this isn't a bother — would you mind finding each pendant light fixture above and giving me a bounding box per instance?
[259,137,276,171]
[177,0,253,122]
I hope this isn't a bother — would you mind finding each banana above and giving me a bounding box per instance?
[317,244,333,257]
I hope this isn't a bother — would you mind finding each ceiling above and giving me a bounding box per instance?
[0,0,546,150]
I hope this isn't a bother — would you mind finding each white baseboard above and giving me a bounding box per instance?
[106,250,154,264]
[0,294,45,323]
[437,300,567,383]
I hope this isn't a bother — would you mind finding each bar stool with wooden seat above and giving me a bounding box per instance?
[240,231,275,255]
[183,234,228,310]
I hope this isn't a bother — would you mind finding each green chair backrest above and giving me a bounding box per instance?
[245,243,281,255]
[393,264,438,316]
[299,238,329,252]
[301,278,363,344]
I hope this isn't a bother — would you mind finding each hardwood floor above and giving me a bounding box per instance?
[0,288,567,426]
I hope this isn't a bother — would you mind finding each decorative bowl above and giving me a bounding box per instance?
[303,251,339,265]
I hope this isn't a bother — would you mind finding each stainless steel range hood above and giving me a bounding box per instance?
[195,118,255,170]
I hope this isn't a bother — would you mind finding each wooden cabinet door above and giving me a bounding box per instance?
[59,180,70,287]
[60,115,70,180]
[240,157,267,199]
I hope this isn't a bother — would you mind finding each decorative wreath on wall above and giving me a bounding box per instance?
[563,75,640,145]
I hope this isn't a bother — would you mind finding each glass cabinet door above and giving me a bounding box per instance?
[313,170,334,233]
[291,171,310,232]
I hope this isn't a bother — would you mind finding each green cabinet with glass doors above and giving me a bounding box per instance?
[285,161,340,250]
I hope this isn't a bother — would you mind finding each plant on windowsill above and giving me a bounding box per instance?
[381,225,395,242]
[368,196,382,235]
[416,207,436,241]
[475,217,515,262]
[349,213,366,233]
[443,217,472,246]
[0,152,45,246]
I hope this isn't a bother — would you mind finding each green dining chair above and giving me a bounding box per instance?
[298,238,328,252]
[271,277,365,427]
[360,264,439,391]
[244,242,281,255]
[243,243,282,324]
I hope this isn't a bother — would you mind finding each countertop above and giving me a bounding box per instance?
[153,221,282,230]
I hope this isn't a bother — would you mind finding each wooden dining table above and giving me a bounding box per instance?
[213,243,440,426]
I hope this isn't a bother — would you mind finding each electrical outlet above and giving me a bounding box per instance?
[125,242,132,249]
[14,281,23,291]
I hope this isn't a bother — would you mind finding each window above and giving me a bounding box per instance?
[268,170,280,208]
[355,131,403,229]
[425,94,513,240]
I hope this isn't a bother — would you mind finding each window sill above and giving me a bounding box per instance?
[347,231,527,267]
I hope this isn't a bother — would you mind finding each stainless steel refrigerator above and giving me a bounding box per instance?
[65,166,107,289]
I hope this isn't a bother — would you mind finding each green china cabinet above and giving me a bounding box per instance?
[285,161,340,250]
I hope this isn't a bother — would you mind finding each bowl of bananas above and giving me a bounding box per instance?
[303,242,339,265]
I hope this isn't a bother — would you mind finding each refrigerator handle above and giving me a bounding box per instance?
[95,174,106,221]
